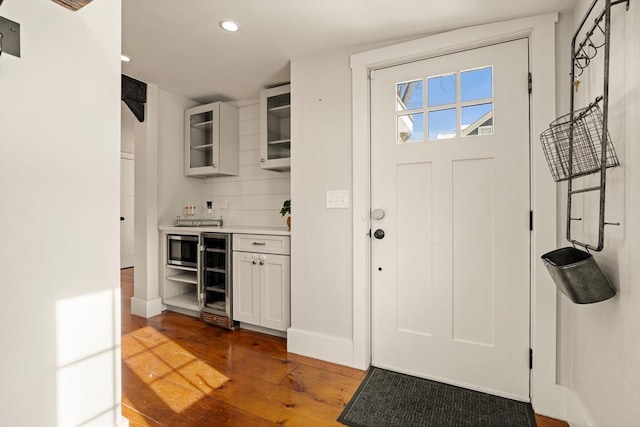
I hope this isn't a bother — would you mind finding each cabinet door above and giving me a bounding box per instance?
[232,252,260,324]
[260,84,291,171]
[202,234,230,316]
[185,103,219,176]
[259,254,291,331]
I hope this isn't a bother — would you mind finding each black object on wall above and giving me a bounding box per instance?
[122,74,147,122]
[0,15,20,58]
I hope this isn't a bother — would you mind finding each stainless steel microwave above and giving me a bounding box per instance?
[167,234,198,267]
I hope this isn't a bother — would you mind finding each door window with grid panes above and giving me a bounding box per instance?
[396,66,494,143]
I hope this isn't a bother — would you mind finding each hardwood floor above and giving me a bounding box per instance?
[120,268,568,426]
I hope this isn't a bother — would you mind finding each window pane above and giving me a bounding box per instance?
[428,74,456,107]
[397,113,424,143]
[461,67,492,102]
[397,80,423,111]
[462,103,493,136]
[428,109,456,140]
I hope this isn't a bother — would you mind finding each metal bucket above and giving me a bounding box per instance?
[541,247,616,304]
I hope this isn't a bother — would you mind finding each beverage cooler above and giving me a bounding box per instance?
[200,233,236,329]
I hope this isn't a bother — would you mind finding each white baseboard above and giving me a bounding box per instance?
[238,322,287,338]
[287,327,355,367]
[164,305,198,318]
[568,390,596,427]
[130,296,163,318]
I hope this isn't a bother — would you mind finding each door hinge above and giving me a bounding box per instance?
[528,72,532,94]
[530,210,533,231]
[529,348,533,370]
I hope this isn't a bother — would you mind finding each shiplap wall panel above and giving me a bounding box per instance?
[201,101,290,227]
[239,103,260,121]
[239,118,260,138]
[203,177,291,196]
[239,134,260,151]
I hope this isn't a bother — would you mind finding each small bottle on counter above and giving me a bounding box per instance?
[205,201,213,219]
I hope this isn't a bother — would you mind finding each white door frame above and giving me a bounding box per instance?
[351,14,565,418]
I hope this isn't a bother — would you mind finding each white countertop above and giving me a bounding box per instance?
[158,224,290,236]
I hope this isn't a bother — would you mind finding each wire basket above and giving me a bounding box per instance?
[540,104,619,182]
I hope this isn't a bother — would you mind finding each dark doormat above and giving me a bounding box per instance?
[338,367,536,427]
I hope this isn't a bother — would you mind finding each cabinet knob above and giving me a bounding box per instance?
[259,261,264,265]
[212,163,217,168]
[252,260,257,265]
[260,158,265,163]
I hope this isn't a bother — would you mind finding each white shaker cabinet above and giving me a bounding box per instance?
[185,101,239,177]
[260,84,290,171]
[232,234,290,332]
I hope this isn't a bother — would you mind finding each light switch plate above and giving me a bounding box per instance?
[326,190,349,209]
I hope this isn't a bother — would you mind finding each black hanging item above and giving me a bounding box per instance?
[121,74,147,123]
[0,15,20,58]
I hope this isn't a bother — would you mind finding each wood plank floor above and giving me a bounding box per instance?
[120,268,568,426]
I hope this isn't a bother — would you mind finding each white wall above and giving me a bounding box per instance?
[0,1,125,426]
[558,2,640,426]
[157,98,290,227]
[201,100,291,228]
[554,11,576,390]
[157,89,200,225]
[132,84,162,318]
[288,48,356,365]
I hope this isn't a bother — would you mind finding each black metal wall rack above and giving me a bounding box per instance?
[541,0,629,252]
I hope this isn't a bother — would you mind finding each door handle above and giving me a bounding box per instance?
[373,229,385,239]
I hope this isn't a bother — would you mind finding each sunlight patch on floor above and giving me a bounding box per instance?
[123,326,230,413]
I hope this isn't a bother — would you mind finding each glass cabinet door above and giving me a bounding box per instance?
[188,109,215,169]
[260,84,291,171]
[201,233,230,317]
[184,102,239,177]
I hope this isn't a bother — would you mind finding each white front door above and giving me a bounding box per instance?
[120,153,135,269]
[370,39,531,400]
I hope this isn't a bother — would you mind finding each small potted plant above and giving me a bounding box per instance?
[280,199,291,230]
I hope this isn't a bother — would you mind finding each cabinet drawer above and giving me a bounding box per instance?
[233,234,290,255]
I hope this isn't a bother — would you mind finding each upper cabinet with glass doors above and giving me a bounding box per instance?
[184,102,239,177]
[260,84,290,171]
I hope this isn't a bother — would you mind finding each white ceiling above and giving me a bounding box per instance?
[122,0,575,103]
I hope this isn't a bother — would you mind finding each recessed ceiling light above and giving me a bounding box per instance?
[121,55,131,62]
[220,20,239,32]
